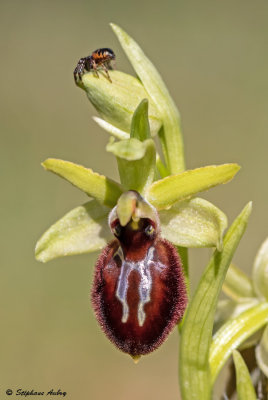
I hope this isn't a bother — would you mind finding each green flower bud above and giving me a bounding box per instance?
[80,71,161,136]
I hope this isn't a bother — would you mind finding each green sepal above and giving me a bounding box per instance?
[179,202,252,400]
[108,138,156,195]
[93,115,167,178]
[111,23,185,174]
[35,200,112,263]
[42,158,123,208]
[130,99,151,141]
[233,350,257,400]
[255,324,268,378]
[209,302,268,384]
[252,237,268,300]
[147,163,240,209]
[81,70,161,136]
[159,197,227,250]
[223,263,255,301]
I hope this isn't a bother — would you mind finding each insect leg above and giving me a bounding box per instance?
[73,57,86,82]
[102,62,112,83]
[91,60,99,78]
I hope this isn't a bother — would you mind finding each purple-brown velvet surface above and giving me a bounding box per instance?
[91,223,187,356]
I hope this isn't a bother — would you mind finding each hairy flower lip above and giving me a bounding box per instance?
[91,236,187,356]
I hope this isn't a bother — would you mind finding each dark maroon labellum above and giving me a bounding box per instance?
[91,197,187,357]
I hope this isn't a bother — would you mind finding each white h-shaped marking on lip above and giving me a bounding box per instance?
[114,246,165,327]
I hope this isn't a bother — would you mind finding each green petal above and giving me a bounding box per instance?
[106,137,148,160]
[35,200,112,263]
[179,202,252,400]
[93,116,129,140]
[252,237,268,300]
[255,324,268,378]
[81,70,161,136]
[110,138,156,195]
[210,302,268,384]
[111,23,185,174]
[159,197,227,250]
[223,263,255,301]
[147,163,240,209]
[233,350,257,400]
[42,158,123,207]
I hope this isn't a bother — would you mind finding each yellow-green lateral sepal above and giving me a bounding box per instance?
[223,263,255,301]
[179,202,252,400]
[42,158,123,208]
[159,198,227,250]
[256,324,268,378]
[233,350,257,400]
[111,23,185,174]
[252,237,268,301]
[209,302,268,384]
[35,200,112,263]
[81,70,161,136]
[147,163,240,209]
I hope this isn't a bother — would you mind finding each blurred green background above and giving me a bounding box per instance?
[1,0,267,399]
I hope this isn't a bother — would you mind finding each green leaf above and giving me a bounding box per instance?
[130,99,151,141]
[159,197,227,250]
[147,163,240,209]
[35,200,112,262]
[209,302,268,384]
[111,139,156,195]
[255,324,268,378]
[111,23,185,174]
[179,202,252,400]
[81,70,161,136]
[93,116,129,140]
[233,350,257,400]
[42,158,123,208]
[223,263,255,301]
[252,237,268,300]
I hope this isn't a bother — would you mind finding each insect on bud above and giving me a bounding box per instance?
[91,191,187,358]
[80,70,162,136]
